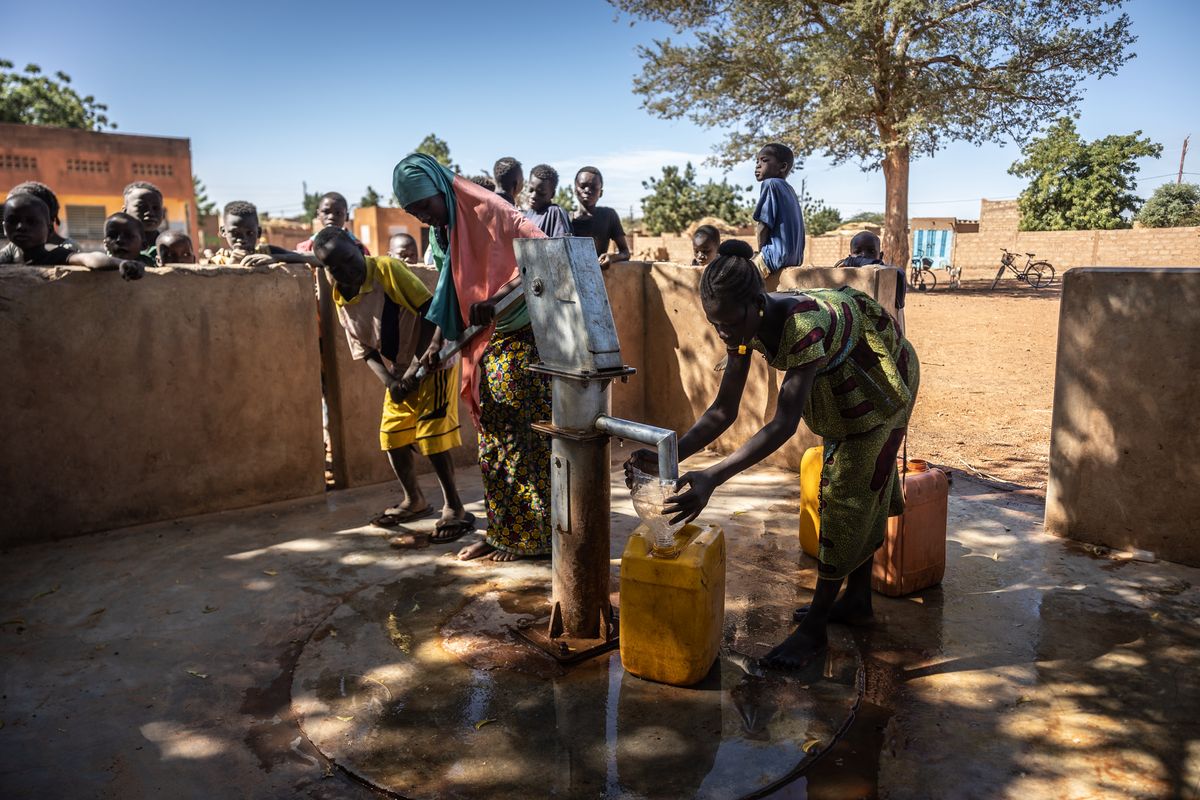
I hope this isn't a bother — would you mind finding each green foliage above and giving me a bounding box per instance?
[414,133,459,173]
[1135,182,1200,228]
[302,183,322,220]
[845,211,884,226]
[193,175,217,217]
[0,60,116,130]
[612,0,1136,263]
[360,186,382,208]
[553,185,576,213]
[804,201,843,236]
[1009,118,1161,231]
[639,162,751,234]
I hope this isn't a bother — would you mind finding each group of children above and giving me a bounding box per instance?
[0,140,811,551]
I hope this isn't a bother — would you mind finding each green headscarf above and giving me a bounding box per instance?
[392,154,462,339]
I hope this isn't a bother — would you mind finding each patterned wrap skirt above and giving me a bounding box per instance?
[478,324,552,555]
[816,339,921,580]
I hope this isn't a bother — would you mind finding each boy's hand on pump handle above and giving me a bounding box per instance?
[388,373,419,403]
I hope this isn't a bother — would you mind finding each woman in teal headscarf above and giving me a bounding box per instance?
[393,153,551,562]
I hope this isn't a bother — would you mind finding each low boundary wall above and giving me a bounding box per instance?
[1045,267,1200,566]
[0,265,326,546]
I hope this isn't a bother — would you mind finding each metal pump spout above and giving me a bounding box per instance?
[594,416,678,482]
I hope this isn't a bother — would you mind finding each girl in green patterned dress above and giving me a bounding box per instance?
[627,240,919,668]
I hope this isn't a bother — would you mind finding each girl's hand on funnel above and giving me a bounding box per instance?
[665,470,716,526]
[623,448,658,488]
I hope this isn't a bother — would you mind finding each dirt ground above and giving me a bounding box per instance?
[903,269,1061,496]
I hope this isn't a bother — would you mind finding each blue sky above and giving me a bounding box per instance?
[8,0,1197,220]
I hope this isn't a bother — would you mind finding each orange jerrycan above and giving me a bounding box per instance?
[620,523,725,686]
[872,459,949,597]
[798,446,824,557]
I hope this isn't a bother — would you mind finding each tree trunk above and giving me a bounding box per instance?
[881,145,910,271]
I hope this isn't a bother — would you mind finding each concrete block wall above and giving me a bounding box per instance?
[0,265,327,546]
[1045,268,1200,567]
[952,198,1200,272]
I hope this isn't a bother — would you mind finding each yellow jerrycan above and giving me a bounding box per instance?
[619,523,725,686]
[799,446,824,557]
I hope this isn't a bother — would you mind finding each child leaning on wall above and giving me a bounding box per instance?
[753,143,805,288]
[104,212,156,266]
[122,181,165,262]
[204,201,299,266]
[0,182,79,262]
[0,195,144,280]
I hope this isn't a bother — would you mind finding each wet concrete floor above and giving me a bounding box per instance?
[2,455,1198,799]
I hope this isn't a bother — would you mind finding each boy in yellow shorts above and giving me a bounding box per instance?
[312,226,474,542]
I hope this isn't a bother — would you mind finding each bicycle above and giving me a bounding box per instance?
[908,255,938,292]
[992,249,1055,290]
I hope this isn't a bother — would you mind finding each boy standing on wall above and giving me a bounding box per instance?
[313,226,474,542]
[753,143,805,286]
[570,166,630,269]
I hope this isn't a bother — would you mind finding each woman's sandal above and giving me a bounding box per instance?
[430,512,476,544]
[370,506,434,528]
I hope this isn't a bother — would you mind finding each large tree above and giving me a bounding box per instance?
[611,0,1135,267]
[0,60,115,130]
[1009,118,1160,230]
[414,133,459,174]
[641,161,751,234]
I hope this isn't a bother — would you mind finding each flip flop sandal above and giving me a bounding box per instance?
[370,506,435,528]
[430,513,477,544]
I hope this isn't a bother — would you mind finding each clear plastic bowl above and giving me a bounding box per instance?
[629,466,684,551]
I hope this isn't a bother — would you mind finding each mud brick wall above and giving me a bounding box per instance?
[0,265,326,545]
[1045,267,1200,567]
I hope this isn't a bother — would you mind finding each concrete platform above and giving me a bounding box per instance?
[2,457,1199,799]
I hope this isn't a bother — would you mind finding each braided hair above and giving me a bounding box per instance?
[700,239,762,307]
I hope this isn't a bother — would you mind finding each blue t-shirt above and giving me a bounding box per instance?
[753,178,805,271]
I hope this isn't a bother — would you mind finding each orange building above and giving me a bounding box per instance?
[0,123,196,250]
[349,205,429,258]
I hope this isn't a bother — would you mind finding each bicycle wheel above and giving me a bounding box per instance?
[1028,262,1055,288]
[991,265,1007,291]
[917,268,937,291]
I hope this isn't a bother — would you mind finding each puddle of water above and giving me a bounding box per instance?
[294,545,864,799]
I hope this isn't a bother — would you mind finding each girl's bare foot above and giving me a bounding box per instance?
[490,549,521,562]
[456,540,496,560]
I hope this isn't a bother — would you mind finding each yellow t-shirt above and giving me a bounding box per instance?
[333,257,436,370]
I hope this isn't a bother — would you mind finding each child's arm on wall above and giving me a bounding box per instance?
[757,222,770,251]
[241,250,319,267]
[66,251,145,280]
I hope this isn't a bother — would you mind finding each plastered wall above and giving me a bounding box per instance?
[1045,268,1200,566]
[0,265,326,546]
